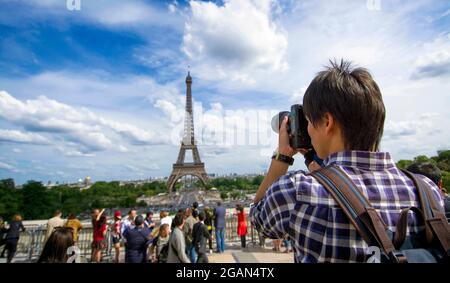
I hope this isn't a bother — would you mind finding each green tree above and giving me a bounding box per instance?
[0,179,21,220]
[220,191,228,200]
[413,155,434,164]
[122,196,137,208]
[442,171,450,192]
[1,178,15,190]
[252,175,264,186]
[435,150,450,162]
[90,199,103,209]
[21,181,53,219]
[137,200,148,207]
[434,150,450,171]
[437,161,450,172]
[230,190,241,200]
[396,159,413,169]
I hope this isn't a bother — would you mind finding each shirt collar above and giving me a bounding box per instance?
[322,150,396,171]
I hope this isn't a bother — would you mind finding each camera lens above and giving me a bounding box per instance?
[271,114,280,133]
[271,111,290,134]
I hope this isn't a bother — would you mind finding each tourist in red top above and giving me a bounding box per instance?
[236,204,247,249]
[92,212,107,263]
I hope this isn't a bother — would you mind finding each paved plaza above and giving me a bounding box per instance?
[0,241,294,263]
[208,243,294,263]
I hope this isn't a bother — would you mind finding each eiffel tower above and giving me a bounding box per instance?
[166,72,208,192]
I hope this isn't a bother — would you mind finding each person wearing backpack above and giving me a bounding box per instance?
[250,59,449,263]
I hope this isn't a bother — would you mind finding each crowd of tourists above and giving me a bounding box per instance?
[0,201,258,263]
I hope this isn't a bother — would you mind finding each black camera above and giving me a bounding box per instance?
[271,104,312,149]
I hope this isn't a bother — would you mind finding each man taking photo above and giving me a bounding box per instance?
[250,59,445,263]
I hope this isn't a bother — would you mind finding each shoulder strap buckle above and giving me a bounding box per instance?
[388,251,408,263]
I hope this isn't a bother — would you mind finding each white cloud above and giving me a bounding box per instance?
[57,147,95,157]
[168,3,177,13]
[99,118,166,145]
[182,0,288,84]
[0,129,49,144]
[179,0,440,96]
[9,70,164,105]
[154,98,278,153]
[381,112,450,160]
[20,0,183,29]
[91,1,168,26]
[0,161,15,171]
[290,86,307,104]
[0,71,188,141]
[125,163,159,173]
[154,99,184,123]
[411,33,450,79]
[384,120,429,140]
[0,91,164,154]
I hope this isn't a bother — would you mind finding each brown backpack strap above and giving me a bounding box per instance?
[393,206,425,250]
[400,169,450,255]
[310,166,397,259]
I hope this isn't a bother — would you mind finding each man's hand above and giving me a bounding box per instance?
[254,118,315,204]
[278,116,296,157]
[278,116,310,158]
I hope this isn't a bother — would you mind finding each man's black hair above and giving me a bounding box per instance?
[173,212,185,227]
[303,59,385,151]
[134,215,144,226]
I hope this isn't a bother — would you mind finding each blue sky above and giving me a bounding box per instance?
[0,0,449,185]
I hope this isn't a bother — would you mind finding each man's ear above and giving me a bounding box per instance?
[323,113,335,135]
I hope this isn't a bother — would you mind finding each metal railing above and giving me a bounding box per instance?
[11,215,260,262]
[13,225,114,262]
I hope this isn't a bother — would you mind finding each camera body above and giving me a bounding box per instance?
[271,104,312,149]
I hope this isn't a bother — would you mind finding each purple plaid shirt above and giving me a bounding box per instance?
[250,151,444,263]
